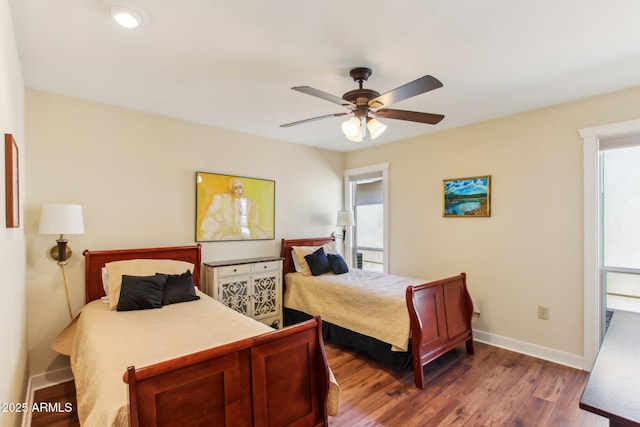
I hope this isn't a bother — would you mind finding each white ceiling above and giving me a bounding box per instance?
[9,0,640,152]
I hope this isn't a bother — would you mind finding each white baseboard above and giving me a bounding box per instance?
[22,367,74,427]
[473,329,584,370]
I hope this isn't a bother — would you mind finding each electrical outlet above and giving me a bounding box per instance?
[538,305,550,320]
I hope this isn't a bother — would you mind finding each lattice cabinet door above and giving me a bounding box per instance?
[251,273,279,321]
[218,277,251,317]
[249,259,282,328]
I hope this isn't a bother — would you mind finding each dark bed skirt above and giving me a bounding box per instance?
[284,307,412,370]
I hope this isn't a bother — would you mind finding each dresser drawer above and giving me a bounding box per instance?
[251,260,281,273]
[217,263,252,277]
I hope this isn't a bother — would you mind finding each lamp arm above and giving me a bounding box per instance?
[56,234,69,266]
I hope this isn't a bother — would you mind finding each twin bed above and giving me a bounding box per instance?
[280,237,475,389]
[55,244,333,427]
[56,238,474,426]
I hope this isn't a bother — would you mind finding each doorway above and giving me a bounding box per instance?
[344,163,389,273]
[581,118,640,370]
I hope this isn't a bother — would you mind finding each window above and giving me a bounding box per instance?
[601,142,640,314]
[354,178,384,271]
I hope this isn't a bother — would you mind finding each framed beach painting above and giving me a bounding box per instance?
[196,172,275,242]
[443,175,491,217]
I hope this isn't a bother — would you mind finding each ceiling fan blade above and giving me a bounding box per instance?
[369,75,443,108]
[374,108,444,125]
[280,112,350,128]
[292,86,356,108]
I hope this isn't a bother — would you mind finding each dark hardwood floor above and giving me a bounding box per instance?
[30,341,606,427]
[30,379,79,427]
[328,342,606,427]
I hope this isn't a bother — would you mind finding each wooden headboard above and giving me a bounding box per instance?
[279,237,335,276]
[83,245,202,304]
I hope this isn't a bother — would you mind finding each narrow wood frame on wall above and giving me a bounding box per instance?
[5,133,19,228]
[443,175,491,217]
[195,171,275,242]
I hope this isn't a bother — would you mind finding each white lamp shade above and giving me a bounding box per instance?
[367,118,387,139]
[38,204,85,235]
[341,117,361,138]
[345,133,363,142]
[336,210,355,227]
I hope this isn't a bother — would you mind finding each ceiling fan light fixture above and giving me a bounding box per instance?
[345,132,363,142]
[367,118,387,140]
[360,116,367,138]
[111,6,143,28]
[341,117,361,138]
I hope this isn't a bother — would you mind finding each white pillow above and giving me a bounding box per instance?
[101,267,109,295]
[105,259,195,310]
[101,267,110,304]
[292,242,338,276]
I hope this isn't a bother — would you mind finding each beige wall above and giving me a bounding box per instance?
[346,86,640,362]
[1,0,27,426]
[25,89,344,376]
[24,84,640,376]
[19,55,640,378]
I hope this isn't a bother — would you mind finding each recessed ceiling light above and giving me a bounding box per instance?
[111,6,143,28]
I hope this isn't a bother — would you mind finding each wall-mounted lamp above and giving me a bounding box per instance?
[39,204,85,266]
[334,210,355,240]
[38,204,85,318]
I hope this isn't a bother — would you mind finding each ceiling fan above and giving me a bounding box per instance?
[281,67,444,142]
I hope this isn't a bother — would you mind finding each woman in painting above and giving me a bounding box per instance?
[200,177,262,240]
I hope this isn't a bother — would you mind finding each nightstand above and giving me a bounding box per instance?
[203,256,283,328]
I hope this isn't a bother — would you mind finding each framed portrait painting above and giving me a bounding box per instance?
[196,172,275,241]
[443,175,491,217]
[5,134,19,228]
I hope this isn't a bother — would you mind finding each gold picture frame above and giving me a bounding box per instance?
[5,134,19,228]
[443,175,491,217]
[196,172,275,241]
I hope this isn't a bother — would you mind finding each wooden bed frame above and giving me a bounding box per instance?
[83,244,203,303]
[280,237,475,389]
[83,244,330,426]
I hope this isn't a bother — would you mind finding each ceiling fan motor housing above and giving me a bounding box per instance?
[342,88,380,117]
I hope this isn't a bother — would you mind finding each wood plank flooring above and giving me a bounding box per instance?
[328,342,606,427]
[30,341,606,427]
[30,379,79,427]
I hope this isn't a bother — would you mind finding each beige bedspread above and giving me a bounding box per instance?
[53,291,339,426]
[284,269,426,352]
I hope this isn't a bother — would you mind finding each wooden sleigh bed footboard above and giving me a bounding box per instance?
[124,316,330,427]
[406,273,474,389]
[280,237,474,389]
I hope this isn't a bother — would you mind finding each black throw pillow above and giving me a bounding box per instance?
[161,270,200,305]
[305,247,331,276]
[116,274,167,311]
[327,253,349,274]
